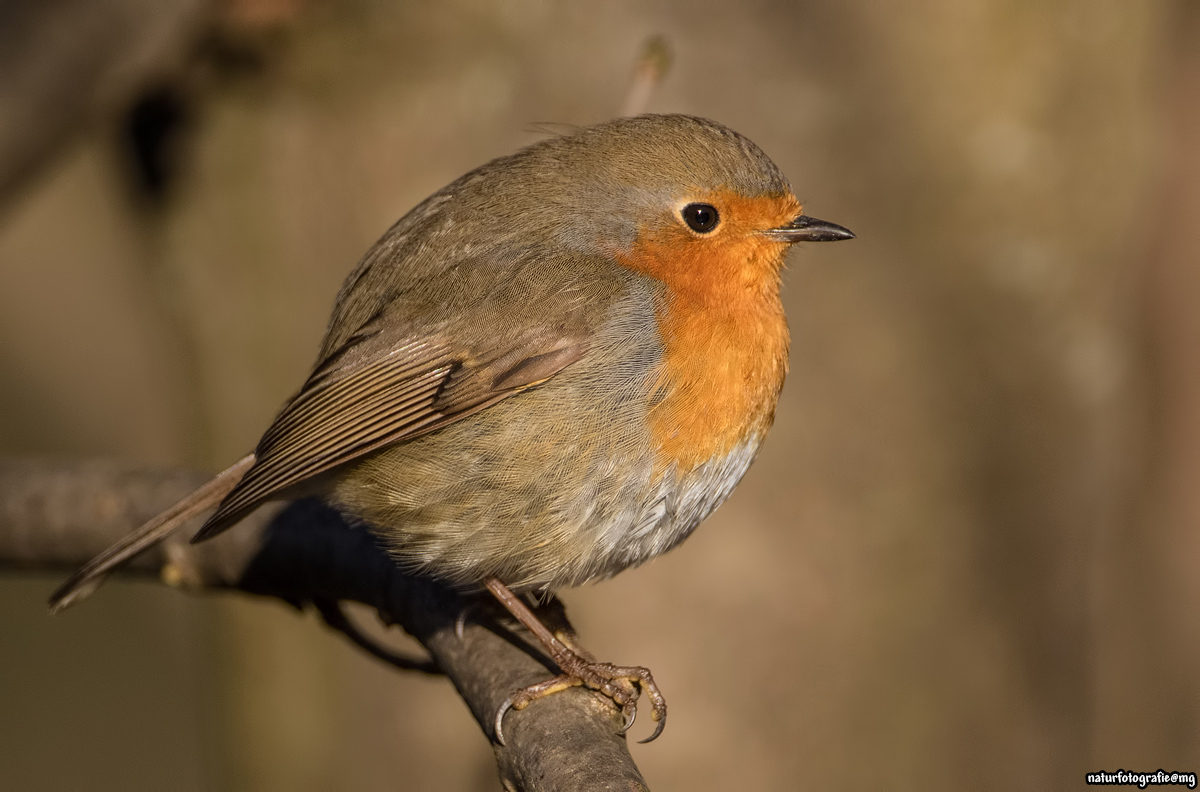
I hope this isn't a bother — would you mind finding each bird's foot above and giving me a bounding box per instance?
[493,646,666,746]
[481,576,667,746]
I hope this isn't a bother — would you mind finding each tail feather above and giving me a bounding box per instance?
[48,454,256,612]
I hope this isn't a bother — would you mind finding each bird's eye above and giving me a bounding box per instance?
[681,203,719,233]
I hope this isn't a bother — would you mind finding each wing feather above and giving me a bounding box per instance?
[189,245,625,544]
[191,332,586,542]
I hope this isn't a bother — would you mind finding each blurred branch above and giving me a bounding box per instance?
[0,0,214,208]
[0,457,650,791]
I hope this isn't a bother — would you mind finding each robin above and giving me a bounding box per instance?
[50,113,853,743]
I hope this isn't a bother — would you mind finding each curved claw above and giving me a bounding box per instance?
[618,704,636,734]
[638,710,666,744]
[493,696,515,746]
[455,607,469,641]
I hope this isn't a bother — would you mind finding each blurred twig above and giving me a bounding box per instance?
[0,457,650,791]
[621,36,672,117]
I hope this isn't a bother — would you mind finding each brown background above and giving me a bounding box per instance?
[2,1,1199,789]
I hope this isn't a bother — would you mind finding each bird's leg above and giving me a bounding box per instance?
[483,576,667,745]
[313,599,441,674]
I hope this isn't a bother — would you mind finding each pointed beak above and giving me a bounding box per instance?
[764,214,856,243]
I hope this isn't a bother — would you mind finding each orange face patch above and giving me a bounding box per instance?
[616,190,799,474]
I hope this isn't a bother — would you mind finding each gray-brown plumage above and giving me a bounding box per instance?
[49,114,853,740]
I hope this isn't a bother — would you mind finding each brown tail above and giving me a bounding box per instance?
[48,454,256,613]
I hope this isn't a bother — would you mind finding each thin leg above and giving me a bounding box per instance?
[313,599,441,674]
[483,576,667,745]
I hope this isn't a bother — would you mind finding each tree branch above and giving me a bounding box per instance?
[0,457,649,791]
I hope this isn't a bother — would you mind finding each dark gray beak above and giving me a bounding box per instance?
[764,214,855,243]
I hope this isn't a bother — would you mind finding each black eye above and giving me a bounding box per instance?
[681,203,719,233]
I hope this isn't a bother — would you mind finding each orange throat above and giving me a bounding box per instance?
[618,192,796,475]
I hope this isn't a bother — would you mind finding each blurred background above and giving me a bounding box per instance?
[1,0,1197,789]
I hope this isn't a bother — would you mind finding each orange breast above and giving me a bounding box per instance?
[617,191,798,474]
